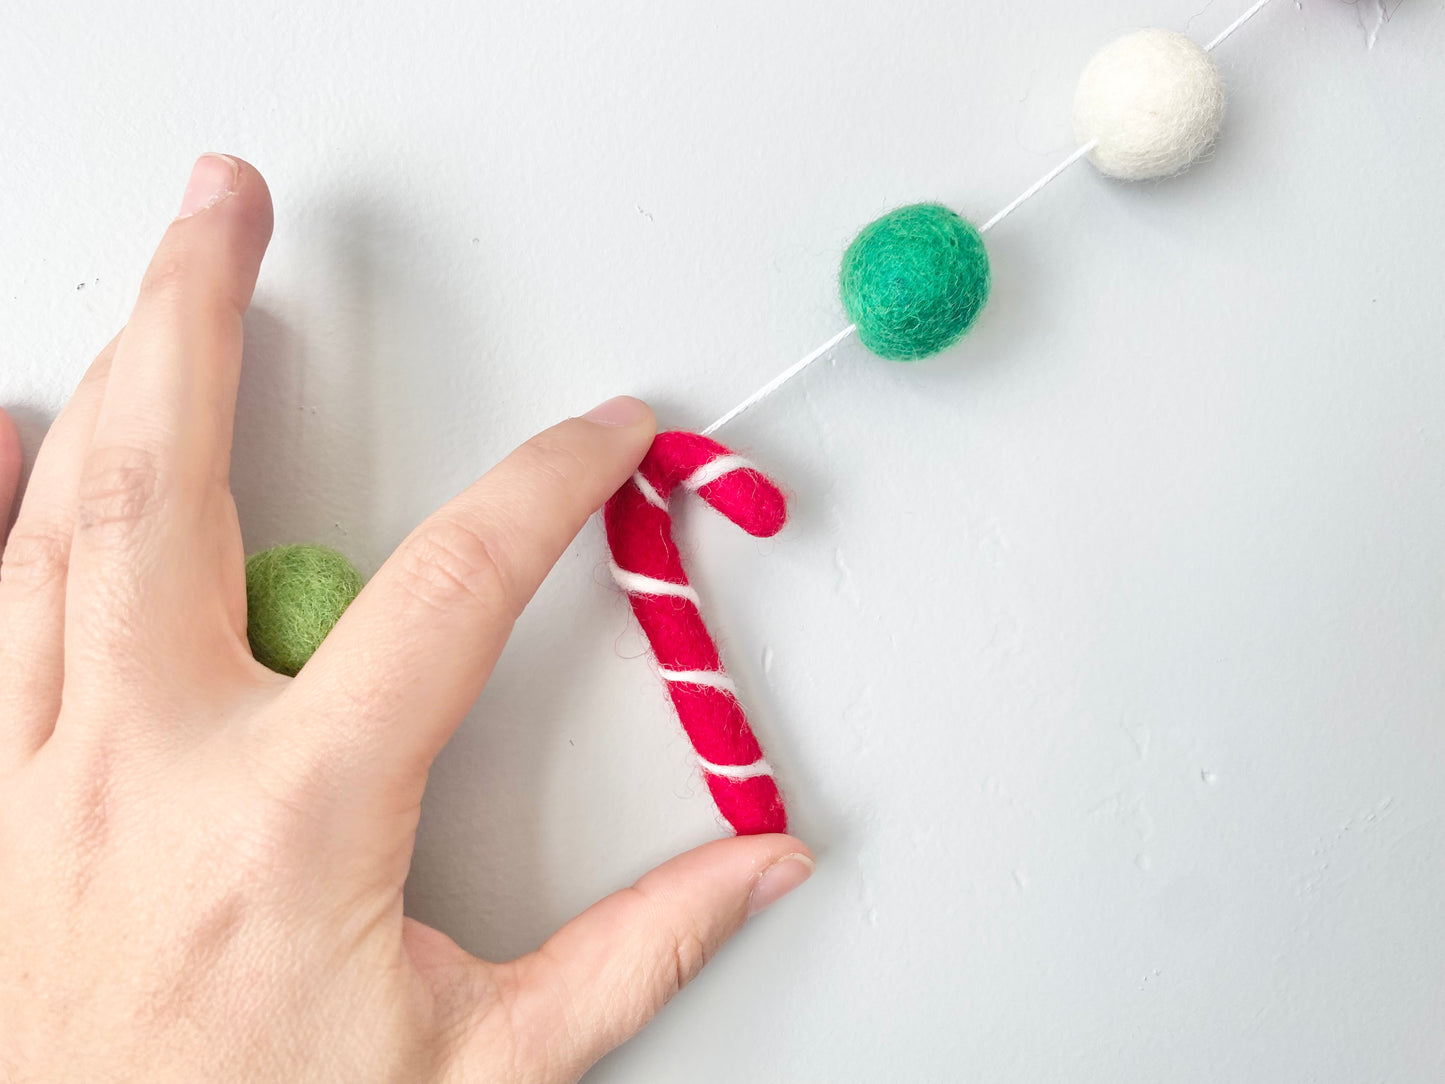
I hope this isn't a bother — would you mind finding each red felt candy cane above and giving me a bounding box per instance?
[604,431,788,835]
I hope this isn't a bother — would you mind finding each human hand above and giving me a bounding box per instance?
[0,155,813,1083]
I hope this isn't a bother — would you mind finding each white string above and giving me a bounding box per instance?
[703,0,1275,437]
[977,139,1099,235]
[702,323,858,437]
[1205,0,1274,51]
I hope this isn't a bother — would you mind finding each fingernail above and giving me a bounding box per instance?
[748,853,814,916]
[176,153,239,219]
[580,395,649,427]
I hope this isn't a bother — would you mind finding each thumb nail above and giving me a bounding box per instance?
[748,853,814,916]
[580,395,650,428]
[176,153,239,219]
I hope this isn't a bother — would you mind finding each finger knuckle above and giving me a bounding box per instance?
[139,255,196,312]
[141,254,242,328]
[311,661,391,733]
[394,516,512,617]
[519,434,591,493]
[77,351,114,393]
[0,518,72,587]
[75,443,165,536]
[645,919,712,1013]
[668,923,712,997]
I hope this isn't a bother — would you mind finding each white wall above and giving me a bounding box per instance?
[2,1,1441,1079]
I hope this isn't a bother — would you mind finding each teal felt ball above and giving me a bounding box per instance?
[244,544,364,676]
[839,203,991,361]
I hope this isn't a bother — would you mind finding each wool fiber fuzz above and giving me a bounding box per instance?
[1073,28,1225,181]
[245,544,364,676]
[840,203,991,362]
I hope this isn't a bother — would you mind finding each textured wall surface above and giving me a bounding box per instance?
[2,1,1441,1080]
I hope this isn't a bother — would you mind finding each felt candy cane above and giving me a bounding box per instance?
[604,431,788,835]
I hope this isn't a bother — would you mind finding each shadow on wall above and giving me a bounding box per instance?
[232,211,382,565]
[402,584,615,962]
[231,194,596,961]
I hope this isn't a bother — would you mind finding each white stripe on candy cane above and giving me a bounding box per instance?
[682,455,756,492]
[659,668,739,695]
[632,471,668,511]
[698,756,775,781]
[608,562,701,605]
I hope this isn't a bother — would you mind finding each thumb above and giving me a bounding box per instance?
[496,834,813,1078]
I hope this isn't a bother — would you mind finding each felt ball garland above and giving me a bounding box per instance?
[245,0,1278,834]
[612,2,1271,834]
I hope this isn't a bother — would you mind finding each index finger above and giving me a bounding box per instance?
[272,397,656,806]
[61,156,273,704]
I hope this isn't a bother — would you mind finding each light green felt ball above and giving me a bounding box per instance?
[839,202,991,361]
[244,544,364,676]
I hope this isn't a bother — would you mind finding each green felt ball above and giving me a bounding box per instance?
[839,202,991,361]
[244,544,364,676]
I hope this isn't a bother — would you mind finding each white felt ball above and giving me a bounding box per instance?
[1072,28,1225,181]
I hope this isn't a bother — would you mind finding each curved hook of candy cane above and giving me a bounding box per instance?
[631,430,787,537]
[603,431,788,835]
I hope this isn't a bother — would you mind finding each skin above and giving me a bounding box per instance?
[0,154,813,1084]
